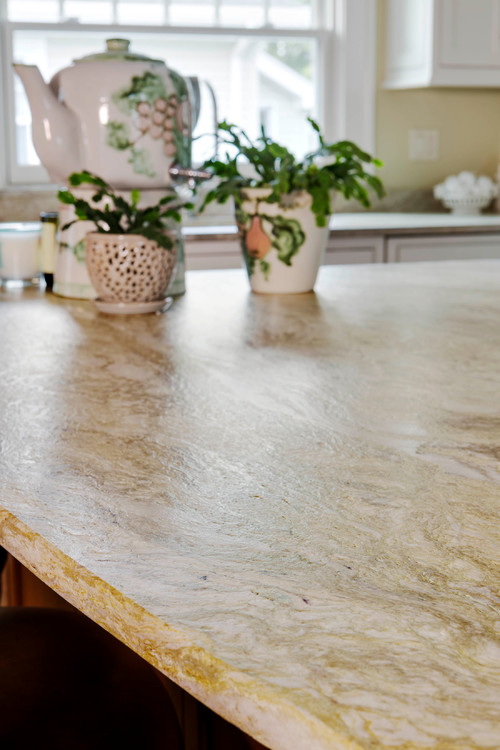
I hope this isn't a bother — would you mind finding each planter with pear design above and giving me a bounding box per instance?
[237,188,329,294]
[199,118,384,295]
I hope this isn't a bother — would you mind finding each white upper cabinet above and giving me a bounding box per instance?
[384,0,500,88]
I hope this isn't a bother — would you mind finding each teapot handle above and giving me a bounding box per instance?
[186,77,201,131]
[204,79,219,159]
[187,77,219,160]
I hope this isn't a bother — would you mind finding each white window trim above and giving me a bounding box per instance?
[0,29,6,188]
[0,0,377,190]
[330,0,377,155]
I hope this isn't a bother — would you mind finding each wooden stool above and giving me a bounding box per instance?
[0,606,184,749]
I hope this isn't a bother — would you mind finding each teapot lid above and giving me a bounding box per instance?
[74,38,164,65]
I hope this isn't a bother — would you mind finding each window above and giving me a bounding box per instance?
[0,0,376,187]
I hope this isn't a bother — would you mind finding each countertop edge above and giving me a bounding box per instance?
[0,506,360,750]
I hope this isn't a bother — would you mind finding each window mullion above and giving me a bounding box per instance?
[314,0,323,27]
[0,22,7,186]
[2,20,18,184]
[331,0,376,152]
[263,0,270,26]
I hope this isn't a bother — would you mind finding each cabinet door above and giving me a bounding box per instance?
[435,0,500,85]
[386,233,500,263]
[185,235,385,270]
[384,0,434,88]
[384,0,500,88]
[439,0,500,68]
[184,238,242,270]
[325,235,384,265]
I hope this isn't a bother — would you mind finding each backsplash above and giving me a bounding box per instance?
[0,190,58,222]
[0,187,465,223]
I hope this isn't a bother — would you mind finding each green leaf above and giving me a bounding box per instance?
[197,118,385,223]
[158,194,177,206]
[58,170,190,247]
[68,171,109,189]
[139,226,174,251]
[308,117,320,133]
[57,189,76,205]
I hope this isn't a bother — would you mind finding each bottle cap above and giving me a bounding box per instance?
[40,211,58,223]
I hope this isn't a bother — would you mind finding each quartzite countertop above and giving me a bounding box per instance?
[0,261,499,749]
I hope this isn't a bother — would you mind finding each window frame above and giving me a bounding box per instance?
[0,0,377,190]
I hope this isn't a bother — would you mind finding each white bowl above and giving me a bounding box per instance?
[440,196,493,216]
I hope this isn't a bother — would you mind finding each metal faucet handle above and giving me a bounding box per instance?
[168,165,211,190]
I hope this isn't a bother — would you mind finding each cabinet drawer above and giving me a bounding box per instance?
[185,238,241,270]
[386,233,500,263]
[185,235,385,271]
[325,235,384,265]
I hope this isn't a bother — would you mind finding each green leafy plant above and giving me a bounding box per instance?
[199,118,384,227]
[58,171,193,251]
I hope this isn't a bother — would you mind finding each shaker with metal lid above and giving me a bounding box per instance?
[40,211,58,290]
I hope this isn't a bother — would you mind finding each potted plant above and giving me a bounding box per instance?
[58,171,192,313]
[198,118,384,294]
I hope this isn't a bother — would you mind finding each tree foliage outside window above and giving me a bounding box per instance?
[265,40,312,79]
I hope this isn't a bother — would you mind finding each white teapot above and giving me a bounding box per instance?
[14,38,192,189]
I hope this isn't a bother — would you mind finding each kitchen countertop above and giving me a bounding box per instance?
[183,211,500,241]
[0,261,499,749]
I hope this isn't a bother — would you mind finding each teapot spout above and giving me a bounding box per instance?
[13,64,81,183]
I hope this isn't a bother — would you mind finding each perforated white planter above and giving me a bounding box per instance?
[85,232,177,312]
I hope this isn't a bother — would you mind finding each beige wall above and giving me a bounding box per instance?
[376,0,500,191]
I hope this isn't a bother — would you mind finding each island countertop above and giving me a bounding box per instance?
[0,261,499,749]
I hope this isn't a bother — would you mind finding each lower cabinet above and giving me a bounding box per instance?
[325,235,384,265]
[386,233,500,263]
[185,234,384,270]
[184,237,241,271]
[184,230,500,270]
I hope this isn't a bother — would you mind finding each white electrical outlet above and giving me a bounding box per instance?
[409,130,439,161]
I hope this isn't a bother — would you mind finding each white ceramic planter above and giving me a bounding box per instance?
[55,187,181,300]
[85,232,177,314]
[55,200,97,299]
[237,188,329,294]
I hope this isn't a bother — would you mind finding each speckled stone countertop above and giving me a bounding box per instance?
[0,261,499,750]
